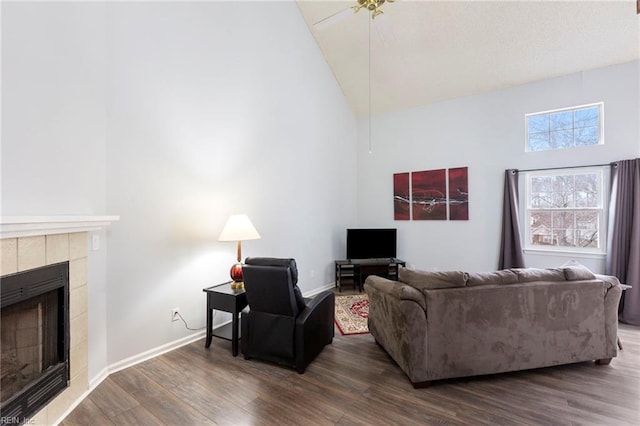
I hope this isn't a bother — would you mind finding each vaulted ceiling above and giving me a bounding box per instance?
[296,0,640,117]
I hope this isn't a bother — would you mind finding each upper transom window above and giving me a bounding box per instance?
[526,103,603,152]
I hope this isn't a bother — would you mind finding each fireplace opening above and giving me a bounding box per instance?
[1,262,69,425]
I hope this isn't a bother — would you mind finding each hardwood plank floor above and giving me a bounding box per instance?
[62,322,640,425]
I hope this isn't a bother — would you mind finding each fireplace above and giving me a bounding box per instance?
[1,262,69,425]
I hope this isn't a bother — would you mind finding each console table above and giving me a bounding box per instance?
[203,281,248,356]
[335,258,406,292]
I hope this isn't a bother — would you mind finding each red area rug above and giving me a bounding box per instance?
[334,294,369,335]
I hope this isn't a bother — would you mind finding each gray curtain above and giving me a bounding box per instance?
[499,169,525,269]
[606,158,640,325]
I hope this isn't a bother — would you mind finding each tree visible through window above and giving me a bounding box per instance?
[526,103,603,152]
[525,169,605,252]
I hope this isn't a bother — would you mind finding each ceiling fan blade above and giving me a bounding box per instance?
[313,6,354,30]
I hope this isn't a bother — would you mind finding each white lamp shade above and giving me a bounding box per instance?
[218,214,261,242]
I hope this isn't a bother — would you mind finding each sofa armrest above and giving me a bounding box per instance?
[594,273,621,289]
[596,276,622,357]
[364,275,430,384]
[364,275,426,311]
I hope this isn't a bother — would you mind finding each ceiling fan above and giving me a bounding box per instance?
[313,0,396,30]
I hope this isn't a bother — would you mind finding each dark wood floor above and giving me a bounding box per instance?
[62,323,640,425]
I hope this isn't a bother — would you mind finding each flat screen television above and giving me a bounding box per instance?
[346,228,397,260]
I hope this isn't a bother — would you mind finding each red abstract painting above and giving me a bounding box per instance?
[448,167,469,220]
[393,172,410,220]
[412,169,447,220]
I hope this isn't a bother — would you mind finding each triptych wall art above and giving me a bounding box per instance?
[393,167,469,221]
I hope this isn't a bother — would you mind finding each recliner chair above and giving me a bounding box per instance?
[241,257,335,373]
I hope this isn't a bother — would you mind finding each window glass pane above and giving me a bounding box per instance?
[530,211,552,245]
[574,126,599,146]
[528,114,549,134]
[528,133,550,152]
[553,211,575,247]
[550,110,573,131]
[576,229,599,248]
[553,211,574,229]
[526,104,602,152]
[574,106,599,128]
[576,211,598,230]
[550,130,573,149]
[574,173,599,207]
[530,176,553,207]
[551,212,574,247]
[552,229,575,247]
[552,176,574,207]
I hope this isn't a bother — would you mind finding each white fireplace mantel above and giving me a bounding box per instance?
[0,216,120,239]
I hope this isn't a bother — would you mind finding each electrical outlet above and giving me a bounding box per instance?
[91,235,100,251]
[171,308,180,322]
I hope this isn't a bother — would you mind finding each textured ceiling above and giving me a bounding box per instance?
[296,0,640,117]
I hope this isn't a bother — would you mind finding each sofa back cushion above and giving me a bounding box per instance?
[467,270,519,286]
[400,266,596,290]
[564,265,596,281]
[512,267,566,283]
[399,268,468,290]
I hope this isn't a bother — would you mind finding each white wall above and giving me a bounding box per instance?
[357,61,640,273]
[1,2,110,382]
[1,2,107,215]
[104,2,357,364]
[2,1,357,376]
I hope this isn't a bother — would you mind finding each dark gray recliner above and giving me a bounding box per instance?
[241,257,335,373]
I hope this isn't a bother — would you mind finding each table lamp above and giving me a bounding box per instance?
[218,214,261,289]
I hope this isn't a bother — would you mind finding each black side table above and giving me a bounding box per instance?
[203,281,248,356]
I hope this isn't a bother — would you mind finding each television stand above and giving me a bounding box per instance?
[335,258,406,292]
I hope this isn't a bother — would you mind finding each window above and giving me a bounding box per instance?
[526,103,603,152]
[524,168,606,253]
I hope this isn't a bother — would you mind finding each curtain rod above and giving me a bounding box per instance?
[517,162,616,173]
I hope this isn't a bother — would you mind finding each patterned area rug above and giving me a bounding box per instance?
[334,294,369,335]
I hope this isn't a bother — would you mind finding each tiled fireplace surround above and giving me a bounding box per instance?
[1,232,89,425]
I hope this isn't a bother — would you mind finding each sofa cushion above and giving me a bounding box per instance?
[398,267,468,289]
[467,269,519,286]
[559,260,597,281]
[564,265,596,281]
[512,267,566,283]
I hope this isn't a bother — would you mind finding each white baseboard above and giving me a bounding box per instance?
[88,367,109,391]
[53,388,92,426]
[304,282,335,297]
[107,329,206,375]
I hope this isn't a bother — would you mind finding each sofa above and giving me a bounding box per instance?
[364,266,622,387]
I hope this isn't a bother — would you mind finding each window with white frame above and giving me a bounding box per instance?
[524,168,606,253]
[526,103,603,152]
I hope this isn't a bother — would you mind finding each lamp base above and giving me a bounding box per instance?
[229,263,244,289]
[230,281,244,290]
